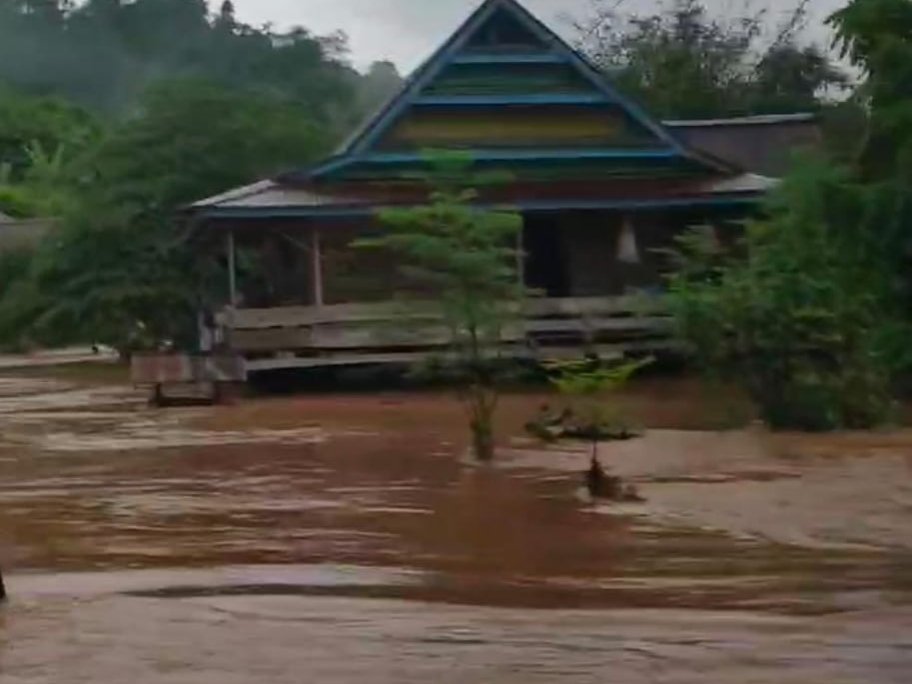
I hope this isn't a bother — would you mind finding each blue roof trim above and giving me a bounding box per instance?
[491,0,692,155]
[316,0,506,169]
[415,93,613,106]
[451,53,564,64]
[201,195,761,221]
[304,0,721,182]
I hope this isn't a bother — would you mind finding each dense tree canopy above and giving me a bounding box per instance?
[828,0,912,299]
[0,78,338,351]
[577,0,847,118]
[0,0,392,127]
[830,0,912,179]
[667,159,900,430]
[0,89,99,181]
[667,0,912,430]
[88,79,328,218]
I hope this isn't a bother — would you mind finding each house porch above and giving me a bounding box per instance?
[208,208,736,371]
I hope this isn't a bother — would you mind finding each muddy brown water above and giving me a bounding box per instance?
[0,373,910,682]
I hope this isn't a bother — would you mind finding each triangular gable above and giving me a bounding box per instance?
[301,0,722,182]
[460,3,551,54]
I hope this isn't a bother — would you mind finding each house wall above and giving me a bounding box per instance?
[542,211,679,298]
[223,209,737,310]
[561,213,623,296]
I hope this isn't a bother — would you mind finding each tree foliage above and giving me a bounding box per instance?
[359,152,523,461]
[0,80,331,352]
[0,1,406,352]
[0,0,405,353]
[0,0,399,129]
[829,0,912,255]
[87,79,327,220]
[358,61,404,114]
[0,88,100,182]
[667,158,902,430]
[528,357,650,501]
[663,0,912,431]
[577,0,847,118]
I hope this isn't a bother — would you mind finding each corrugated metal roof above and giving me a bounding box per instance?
[191,180,279,208]
[192,180,368,210]
[668,115,821,176]
[192,171,771,217]
[699,173,778,194]
[664,113,817,128]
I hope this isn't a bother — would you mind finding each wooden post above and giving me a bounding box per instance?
[311,226,324,307]
[516,224,526,289]
[227,230,238,306]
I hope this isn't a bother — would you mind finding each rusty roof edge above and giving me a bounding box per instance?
[663,113,818,128]
[189,179,279,209]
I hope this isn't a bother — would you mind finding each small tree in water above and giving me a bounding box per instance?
[528,357,651,500]
[359,152,523,461]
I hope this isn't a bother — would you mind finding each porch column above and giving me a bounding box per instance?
[227,229,238,306]
[516,226,526,290]
[311,226,324,307]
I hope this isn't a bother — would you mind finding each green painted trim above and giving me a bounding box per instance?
[200,195,762,221]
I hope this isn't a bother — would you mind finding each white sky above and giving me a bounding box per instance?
[230,0,847,72]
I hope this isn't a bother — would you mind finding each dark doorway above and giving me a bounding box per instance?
[523,214,569,297]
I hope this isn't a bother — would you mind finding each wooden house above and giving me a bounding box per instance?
[188,0,818,373]
[0,211,52,252]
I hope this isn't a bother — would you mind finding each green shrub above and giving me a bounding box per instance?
[667,158,901,431]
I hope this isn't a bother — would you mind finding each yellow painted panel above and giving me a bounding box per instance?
[385,111,632,146]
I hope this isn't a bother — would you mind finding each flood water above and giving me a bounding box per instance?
[0,373,910,682]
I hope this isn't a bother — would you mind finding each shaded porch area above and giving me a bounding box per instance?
[209,208,738,371]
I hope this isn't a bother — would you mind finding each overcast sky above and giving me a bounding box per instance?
[229,0,846,73]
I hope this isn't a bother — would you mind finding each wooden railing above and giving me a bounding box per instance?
[217,296,674,370]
